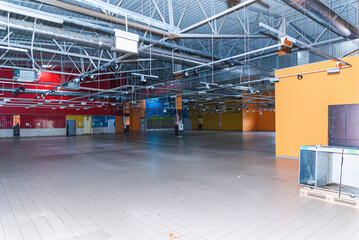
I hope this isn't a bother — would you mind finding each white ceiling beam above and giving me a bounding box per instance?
[36,0,171,36]
[150,0,166,23]
[178,34,267,38]
[0,1,64,24]
[180,0,257,33]
[71,0,178,33]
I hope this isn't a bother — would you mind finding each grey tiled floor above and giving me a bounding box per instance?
[0,131,358,240]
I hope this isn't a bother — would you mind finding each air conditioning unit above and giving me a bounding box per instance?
[63,82,80,90]
[13,70,38,82]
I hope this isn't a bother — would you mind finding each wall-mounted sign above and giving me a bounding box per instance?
[114,29,139,54]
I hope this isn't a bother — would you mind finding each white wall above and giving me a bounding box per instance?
[0,126,114,138]
[91,127,109,134]
[0,129,13,138]
[76,128,84,135]
[20,128,66,137]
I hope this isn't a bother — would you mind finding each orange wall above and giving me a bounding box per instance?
[243,111,275,131]
[115,116,124,133]
[275,55,359,158]
[258,111,275,131]
[130,100,146,131]
[242,111,257,131]
[130,112,141,131]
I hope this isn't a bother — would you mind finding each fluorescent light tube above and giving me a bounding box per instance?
[0,45,28,52]
[327,68,341,74]
[42,64,54,69]
[132,73,158,79]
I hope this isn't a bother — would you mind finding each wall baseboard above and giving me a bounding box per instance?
[276,155,299,160]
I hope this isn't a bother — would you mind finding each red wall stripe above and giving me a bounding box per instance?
[0,115,13,128]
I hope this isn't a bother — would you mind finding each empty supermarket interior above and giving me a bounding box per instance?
[0,0,359,239]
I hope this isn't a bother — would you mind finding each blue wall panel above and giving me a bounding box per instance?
[146,98,176,118]
[92,116,115,127]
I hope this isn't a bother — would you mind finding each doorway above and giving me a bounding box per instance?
[108,119,115,133]
[13,115,20,137]
[83,116,91,134]
[140,118,145,131]
[66,120,76,136]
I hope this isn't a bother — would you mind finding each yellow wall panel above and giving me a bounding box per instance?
[66,115,86,128]
[189,111,242,130]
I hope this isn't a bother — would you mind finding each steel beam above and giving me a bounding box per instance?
[35,0,172,36]
[174,43,283,74]
[180,0,257,33]
[72,0,178,33]
[259,22,351,66]
[178,34,266,38]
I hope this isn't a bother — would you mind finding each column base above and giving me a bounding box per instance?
[175,125,183,136]
[124,125,130,134]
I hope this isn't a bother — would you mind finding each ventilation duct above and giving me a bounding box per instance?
[282,0,359,39]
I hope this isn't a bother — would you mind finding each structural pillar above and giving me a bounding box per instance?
[175,93,183,136]
[124,102,130,134]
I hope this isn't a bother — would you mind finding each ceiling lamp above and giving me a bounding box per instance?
[228,58,236,67]
[192,69,199,76]
[110,61,120,70]
[269,78,280,83]
[327,68,341,75]
[42,64,54,69]
[280,36,295,48]
[13,86,25,97]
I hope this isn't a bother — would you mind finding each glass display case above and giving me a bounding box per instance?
[299,145,359,196]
